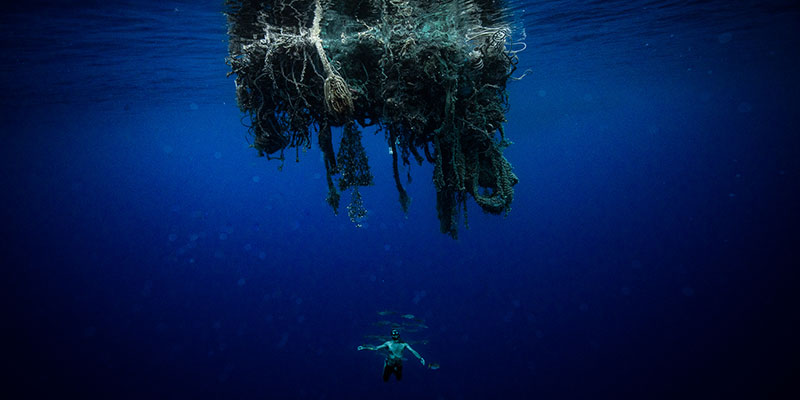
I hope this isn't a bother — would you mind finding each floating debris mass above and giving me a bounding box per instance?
[226,0,522,237]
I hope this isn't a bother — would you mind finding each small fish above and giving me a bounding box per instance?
[427,363,440,370]
[401,314,415,319]
[377,310,396,316]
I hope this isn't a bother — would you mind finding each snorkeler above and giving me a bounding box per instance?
[358,329,425,381]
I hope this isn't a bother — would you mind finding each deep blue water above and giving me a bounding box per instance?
[2,1,798,399]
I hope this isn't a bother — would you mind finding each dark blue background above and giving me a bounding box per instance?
[2,1,797,399]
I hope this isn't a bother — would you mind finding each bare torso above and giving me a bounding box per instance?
[384,340,407,359]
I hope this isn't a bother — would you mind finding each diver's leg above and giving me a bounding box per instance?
[395,362,403,381]
[382,362,391,382]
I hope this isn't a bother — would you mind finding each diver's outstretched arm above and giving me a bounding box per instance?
[405,344,425,365]
[357,342,388,351]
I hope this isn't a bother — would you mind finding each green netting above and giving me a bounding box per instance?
[226,0,522,238]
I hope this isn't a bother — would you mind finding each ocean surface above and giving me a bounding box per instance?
[2,1,797,398]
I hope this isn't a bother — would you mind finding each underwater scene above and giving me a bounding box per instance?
[2,0,797,398]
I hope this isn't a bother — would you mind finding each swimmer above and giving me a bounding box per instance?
[358,329,425,382]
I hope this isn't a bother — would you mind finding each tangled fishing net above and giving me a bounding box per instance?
[226,0,524,238]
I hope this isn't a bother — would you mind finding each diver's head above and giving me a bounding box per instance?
[391,329,400,341]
